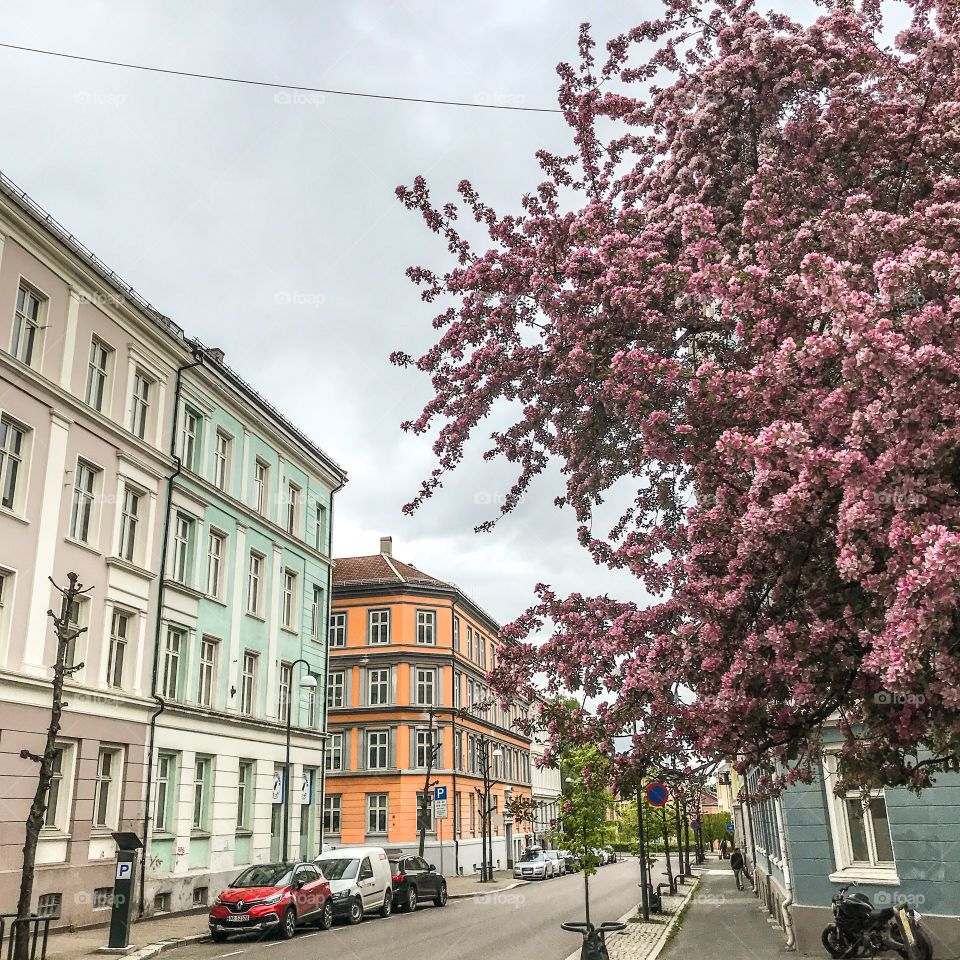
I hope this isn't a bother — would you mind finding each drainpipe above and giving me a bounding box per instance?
[450,600,459,876]
[773,792,796,950]
[138,345,203,917]
[317,475,344,853]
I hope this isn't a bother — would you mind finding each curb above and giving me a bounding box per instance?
[448,879,529,899]
[562,875,700,960]
[93,933,207,959]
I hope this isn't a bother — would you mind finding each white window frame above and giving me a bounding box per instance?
[366,729,389,769]
[247,552,264,616]
[367,668,389,706]
[93,746,123,830]
[416,609,436,645]
[253,459,269,515]
[415,667,436,706]
[129,368,153,440]
[193,757,212,832]
[0,415,28,514]
[12,283,45,367]
[286,482,300,536]
[323,794,342,834]
[311,585,324,641]
[240,651,258,715]
[213,430,232,492]
[85,337,112,413]
[42,743,74,833]
[117,484,142,564]
[415,728,436,769]
[823,753,899,885]
[368,608,391,645]
[237,760,253,830]
[69,459,100,544]
[180,407,201,473]
[171,514,193,585]
[367,793,388,834]
[205,530,225,599]
[106,609,130,689]
[155,752,177,833]
[327,670,345,708]
[278,661,293,720]
[198,637,218,707]
[0,569,14,654]
[328,611,346,647]
[314,503,327,552]
[282,569,298,630]
[161,626,183,699]
[326,732,344,771]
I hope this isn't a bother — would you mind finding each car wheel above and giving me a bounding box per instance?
[211,932,228,944]
[379,891,392,918]
[405,887,418,912]
[347,898,363,925]
[434,882,448,907]
[316,900,334,931]
[279,907,297,940]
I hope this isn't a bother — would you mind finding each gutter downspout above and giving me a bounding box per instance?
[138,345,203,917]
[451,600,459,876]
[774,793,796,950]
[317,475,345,853]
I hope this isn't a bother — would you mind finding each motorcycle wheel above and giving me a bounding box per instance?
[822,924,855,959]
[890,922,933,960]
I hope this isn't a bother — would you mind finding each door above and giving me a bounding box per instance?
[415,857,438,896]
[358,856,377,908]
[293,865,322,919]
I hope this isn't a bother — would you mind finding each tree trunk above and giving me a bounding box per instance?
[14,575,86,960]
[418,710,435,858]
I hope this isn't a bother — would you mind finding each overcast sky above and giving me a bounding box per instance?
[1,0,850,629]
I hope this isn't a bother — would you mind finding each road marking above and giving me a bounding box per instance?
[213,952,244,958]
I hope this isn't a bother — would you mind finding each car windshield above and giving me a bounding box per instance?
[317,857,359,880]
[519,851,543,862]
[230,864,293,888]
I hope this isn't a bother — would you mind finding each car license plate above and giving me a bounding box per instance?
[226,914,250,922]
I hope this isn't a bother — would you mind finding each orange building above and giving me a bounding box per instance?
[323,538,533,874]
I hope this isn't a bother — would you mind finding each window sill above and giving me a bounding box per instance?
[168,580,205,600]
[90,827,118,838]
[64,535,102,556]
[190,830,211,839]
[205,594,228,608]
[281,626,298,636]
[829,866,900,885]
[245,612,265,623]
[235,829,253,838]
[105,556,156,579]
[39,829,70,840]
[0,506,29,525]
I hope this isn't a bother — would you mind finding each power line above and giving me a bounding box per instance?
[0,40,563,114]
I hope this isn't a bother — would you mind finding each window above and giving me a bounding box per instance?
[415,667,436,706]
[253,459,269,515]
[153,753,177,833]
[286,482,300,535]
[416,791,434,833]
[237,761,253,830]
[118,486,141,563]
[367,793,388,834]
[478,634,486,668]
[12,284,43,367]
[466,626,473,660]
[240,652,258,715]
[85,338,111,412]
[0,416,26,512]
[367,730,388,769]
[94,748,121,829]
[198,637,217,707]
[161,627,183,699]
[469,792,476,835]
[453,616,460,651]
[0,571,13,651]
[326,733,343,771]
[278,661,293,719]
[247,553,263,615]
[69,460,98,543]
[129,368,152,440]
[43,747,66,829]
[315,503,328,552]
[416,610,436,645]
[328,611,346,647]
[171,514,193,585]
[304,678,317,727]
[154,893,171,913]
[368,668,389,706]
[206,531,225,599]
[213,430,231,491]
[282,569,298,629]
[415,729,436,768]
[454,732,463,771]
[311,585,324,640]
[92,888,113,910]
[368,609,390,645]
[180,408,201,472]
[327,670,345,708]
[64,598,85,669]
[454,671,462,708]
[323,795,342,834]
[106,610,130,688]
[36,894,61,919]
[193,758,211,831]
[193,887,208,907]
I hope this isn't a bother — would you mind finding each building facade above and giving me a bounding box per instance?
[742,762,960,958]
[0,172,345,925]
[326,539,533,874]
[529,724,562,848]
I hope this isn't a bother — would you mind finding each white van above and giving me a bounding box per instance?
[315,846,393,924]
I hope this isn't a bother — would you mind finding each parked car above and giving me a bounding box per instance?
[604,846,617,864]
[558,849,577,874]
[514,848,554,880]
[544,850,566,876]
[315,846,394,923]
[388,855,448,911]
[208,862,332,942]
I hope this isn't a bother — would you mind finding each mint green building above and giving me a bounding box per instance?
[145,348,346,914]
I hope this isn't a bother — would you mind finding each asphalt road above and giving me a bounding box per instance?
[167,858,647,960]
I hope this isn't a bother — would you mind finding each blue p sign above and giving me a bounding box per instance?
[433,785,447,802]
[726,823,735,833]
[116,861,132,880]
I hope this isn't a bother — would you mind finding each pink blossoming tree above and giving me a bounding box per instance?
[394,0,960,790]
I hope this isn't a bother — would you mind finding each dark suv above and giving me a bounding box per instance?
[388,855,448,912]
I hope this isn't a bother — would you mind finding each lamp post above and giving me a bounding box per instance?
[284,659,318,862]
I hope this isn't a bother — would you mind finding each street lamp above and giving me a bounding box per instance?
[284,659,318,862]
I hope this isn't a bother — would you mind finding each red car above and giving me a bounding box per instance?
[209,862,332,942]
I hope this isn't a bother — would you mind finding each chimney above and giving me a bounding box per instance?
[379,536,393,557]
[206,347,225,363]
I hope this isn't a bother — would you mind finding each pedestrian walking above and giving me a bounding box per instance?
[719,838,728,859]
[730,847,745,889]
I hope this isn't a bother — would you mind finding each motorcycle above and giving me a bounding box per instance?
[821,884,932,960]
